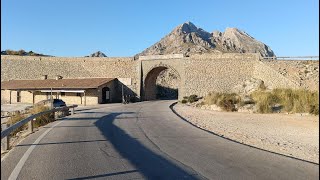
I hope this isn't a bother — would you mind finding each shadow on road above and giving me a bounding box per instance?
[92,112,201,180]
[66,170,139,180]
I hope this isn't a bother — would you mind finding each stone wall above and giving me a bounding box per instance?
[1,55,138,94]
[260,60,319,91]
[2,53,315,104]
[253,61,300,89]
[183,53,258,97]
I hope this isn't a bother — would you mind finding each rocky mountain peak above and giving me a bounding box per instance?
[137,22,275,57]
[177,22,198,34]
[88,51,107,57]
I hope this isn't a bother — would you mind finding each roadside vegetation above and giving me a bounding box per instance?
[5,105,56,136]
[7,112,27,135]
[29,105,55,128]
[251,89,319,114]
[181,95,199,104]
[183,89,319,115]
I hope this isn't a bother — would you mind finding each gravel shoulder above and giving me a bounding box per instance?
[174,103,319,164]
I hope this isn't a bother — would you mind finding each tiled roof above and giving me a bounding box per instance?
[1,78,115,90]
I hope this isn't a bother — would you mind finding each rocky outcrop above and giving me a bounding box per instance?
[211,28,275,57]
[1,49,50,56]
[233,78,267,95]
[137,22,275,57]
[87,51,107,57]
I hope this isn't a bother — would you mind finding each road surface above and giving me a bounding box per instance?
[1,100,319,179]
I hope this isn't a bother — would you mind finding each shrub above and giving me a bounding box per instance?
[188,94,198,103]
[218,93,241,112]
[309,105,319,115]
[7,112,27,135]
[30,105,54,128]
[204,92,241,112]
[181,99,187,104]
[252,88,319,114]
[251,91,279,113]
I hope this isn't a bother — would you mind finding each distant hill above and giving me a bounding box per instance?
[1,49,51,56]
[85,51,107,57]
[136,22,275,58]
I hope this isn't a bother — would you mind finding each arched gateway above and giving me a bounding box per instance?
[142,64,181,101]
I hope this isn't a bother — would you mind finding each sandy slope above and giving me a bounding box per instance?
[174,104,319,164]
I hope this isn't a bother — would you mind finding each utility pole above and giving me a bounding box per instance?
[50,87,53,109]
[122,85,124,103]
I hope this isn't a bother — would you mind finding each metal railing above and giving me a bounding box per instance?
[262,56,319,60]
[1,105,78,151]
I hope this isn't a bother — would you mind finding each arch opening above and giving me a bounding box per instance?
[143,66,180,101]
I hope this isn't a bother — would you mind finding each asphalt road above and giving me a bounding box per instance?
[1,100,319,180]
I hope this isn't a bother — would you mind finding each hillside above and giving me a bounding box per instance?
[1,49,51,56]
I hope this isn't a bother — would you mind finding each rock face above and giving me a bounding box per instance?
[137,22,275,57]
[88,51,107,57]
[233,78,267,95]
[1,49,50,56]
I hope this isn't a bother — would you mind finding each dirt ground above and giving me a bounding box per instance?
[174,103,319,164]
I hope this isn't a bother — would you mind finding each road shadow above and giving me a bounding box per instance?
[93,112,202,180]
[66,170,139,180]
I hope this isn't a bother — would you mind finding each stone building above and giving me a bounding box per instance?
[1,77,120,105]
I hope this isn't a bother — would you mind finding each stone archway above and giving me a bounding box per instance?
[143,65,181,101]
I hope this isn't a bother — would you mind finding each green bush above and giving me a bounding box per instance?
[181,99,187,104]
[188,94,198,103]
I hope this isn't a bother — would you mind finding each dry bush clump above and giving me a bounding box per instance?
[203,89,319,115]
[29,105,54,128]
[204,92,241,112]
[7,112,27,135]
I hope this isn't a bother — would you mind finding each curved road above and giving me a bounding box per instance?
[1,101,318,179]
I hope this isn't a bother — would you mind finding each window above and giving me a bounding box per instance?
[61,92,66,96]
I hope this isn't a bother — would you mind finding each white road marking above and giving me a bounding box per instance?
[8,121,64,180]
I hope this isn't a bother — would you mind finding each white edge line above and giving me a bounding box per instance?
[8,120,64,180]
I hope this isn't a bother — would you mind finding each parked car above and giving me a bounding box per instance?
[36,99,66,108]
[53,99,66,108]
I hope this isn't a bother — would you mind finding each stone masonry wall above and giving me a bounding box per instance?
[253,61,300,90]
[260,60,319,91]
[2,53,311,104]
[183,53,258,97]
[1,55,138,95]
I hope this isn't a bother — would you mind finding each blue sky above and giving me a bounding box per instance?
[1,0,319,57]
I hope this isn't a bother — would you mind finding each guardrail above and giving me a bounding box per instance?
[1,105,77,151]
[262,56,319,60]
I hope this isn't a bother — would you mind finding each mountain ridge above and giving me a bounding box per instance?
[136,22,275,58]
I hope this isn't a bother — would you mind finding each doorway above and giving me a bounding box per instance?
[102,87,110,103]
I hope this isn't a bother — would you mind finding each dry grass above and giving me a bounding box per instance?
[29,105,54,128]
[203,89,319,115]
[7,112,27,135]
[251,89,319,114]
[204,92,241,112]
